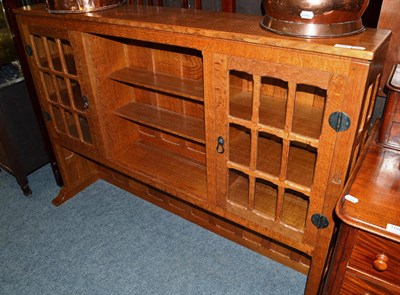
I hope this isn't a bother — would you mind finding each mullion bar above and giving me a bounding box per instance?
[280,81,296,181]
[248,129,258,210]
[248,176,255,210]
[275,186,285,223]
[29,34,42,68]
[50,73,65,108]
[55,39,85,142]
[41,36,56,72]
[226,160,311,197]
[276,81,296,223]
[284,81,296,134]
[63,78,76,109]
[251,75,261,124]
[248,74,261,210]
[43,37,68,109]
[72,112,85,142]
[55,38,77,110]
[38,67,77,80]
[55,38,69,76]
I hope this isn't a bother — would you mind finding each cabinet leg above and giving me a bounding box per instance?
[50,160,63,187]
[15,175,32,196]
[52,187,75,206]
[51,172,99,207]
[21,183,32,196]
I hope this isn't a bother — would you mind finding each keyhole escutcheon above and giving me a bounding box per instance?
[216,136,225,154]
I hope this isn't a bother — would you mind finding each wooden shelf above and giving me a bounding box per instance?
[109,66,204,102]
[230,91,323,147]
[115,101,205,144]
[114,141,207,201]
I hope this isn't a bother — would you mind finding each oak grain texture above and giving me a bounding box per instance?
[14,4,390,294]
[115,101,206,144]
[336,141,400,243]
[16,4,390,60]
[108,66,204,102]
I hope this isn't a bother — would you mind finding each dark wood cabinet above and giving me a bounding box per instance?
[0,79,49,194]
[1,0,62,190]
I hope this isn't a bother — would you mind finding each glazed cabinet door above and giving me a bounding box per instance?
[19,24,99,156]
[213,54,344,254]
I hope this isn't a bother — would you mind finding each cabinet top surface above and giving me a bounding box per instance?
[15,3,390,60]
[336,140,400,243]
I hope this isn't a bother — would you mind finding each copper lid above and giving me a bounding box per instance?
[45,0,125,13]
[260,0,370,38]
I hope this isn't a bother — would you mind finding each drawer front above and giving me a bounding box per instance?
[341,270,400,295]
[349,231,400,287]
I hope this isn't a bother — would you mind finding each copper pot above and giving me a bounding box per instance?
[45,0,125,13]
[261,0,370,38]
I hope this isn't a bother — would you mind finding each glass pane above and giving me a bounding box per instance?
[65,110,78,138]
[56,76,70,106]
[51,106,66,134]
[256,132,282,177]
[32,35,47,68]
[259,77,288,129]
[286,141,317,188]
[61,39,77,75]
[228,169,249,208]
[229,70,253,121]
[292,84,326,139]
[70,80,83,110]
[79,115,92,144]
[42,72,57,102]
[229,124,251,167]
[254,178,277,218]
[281,189,309,231]
[46,37,62,72]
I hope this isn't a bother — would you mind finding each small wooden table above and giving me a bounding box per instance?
[323,124,400,293]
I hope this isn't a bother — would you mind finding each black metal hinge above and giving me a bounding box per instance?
[329,112,351,132]
[311,214,329,229]
[82,96,89,109]
[43,111,52,121]
[25,45,33,56]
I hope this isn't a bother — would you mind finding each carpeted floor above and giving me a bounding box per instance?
[0,164,306,295]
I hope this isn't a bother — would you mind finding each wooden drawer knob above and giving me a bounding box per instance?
[373,253,389,271]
